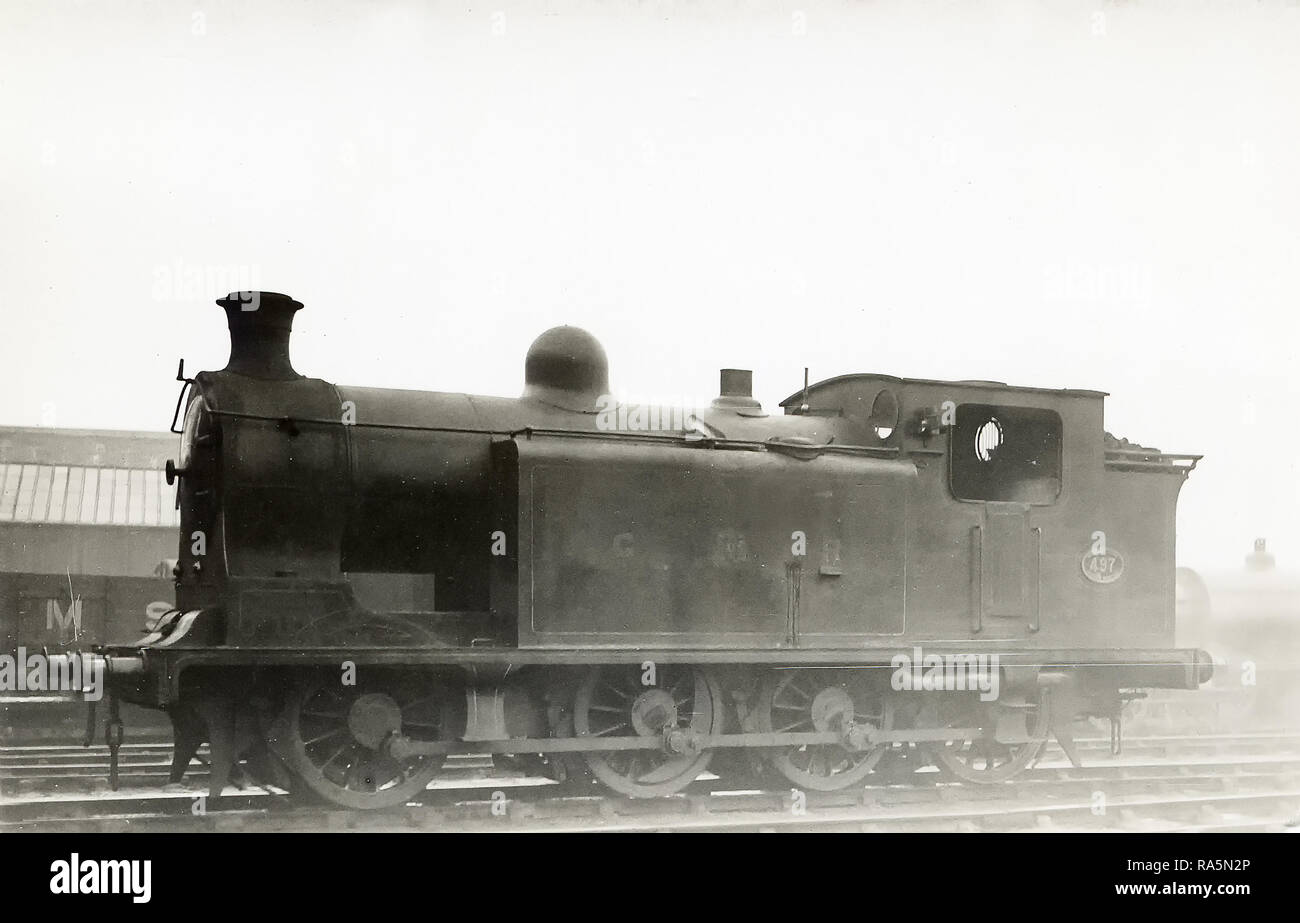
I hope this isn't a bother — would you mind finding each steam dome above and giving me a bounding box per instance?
[523,326,609,411]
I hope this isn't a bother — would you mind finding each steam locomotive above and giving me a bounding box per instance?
[96,292,1212,807]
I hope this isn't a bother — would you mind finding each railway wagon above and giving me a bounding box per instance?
[96,291,1213,807]
[0,426,177,657]
[0,427,177,739]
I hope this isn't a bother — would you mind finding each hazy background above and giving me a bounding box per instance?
[2,0,1297,572]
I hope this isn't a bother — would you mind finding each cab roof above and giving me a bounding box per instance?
[779,372,1108,409]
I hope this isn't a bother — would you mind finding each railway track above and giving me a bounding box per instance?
[6,728,1297,788]
[0,743,502,793]
[4,731,1299,832]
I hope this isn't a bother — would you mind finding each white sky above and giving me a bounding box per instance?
[1,0,1297,572]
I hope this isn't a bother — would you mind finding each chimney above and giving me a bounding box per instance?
[1246,538,1276,572]
[712,368,762,411]
[215,291,303,380]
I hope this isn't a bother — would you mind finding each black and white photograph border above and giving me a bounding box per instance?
[0,0,1295,894]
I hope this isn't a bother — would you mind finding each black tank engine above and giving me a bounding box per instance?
[97,291,1212,806]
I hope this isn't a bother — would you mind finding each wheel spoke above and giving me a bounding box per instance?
[577,665,718,797]
[762,672,889,791]
[280,679,450,808]
[320,743,351,770]
[303,727,346,746]
[591,722,631,737]
[930,701,1045,783]
[399,696,440,711]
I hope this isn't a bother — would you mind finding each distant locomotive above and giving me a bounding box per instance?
[96,292,1213,807]
[1174,545,1300,729]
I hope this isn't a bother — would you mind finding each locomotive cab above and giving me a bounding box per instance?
[780,374,1202,653]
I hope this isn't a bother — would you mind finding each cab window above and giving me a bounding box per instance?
[949,404,1062,504]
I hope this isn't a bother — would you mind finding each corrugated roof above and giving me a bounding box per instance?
[0,426,176,469]
[0,464,178,527]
